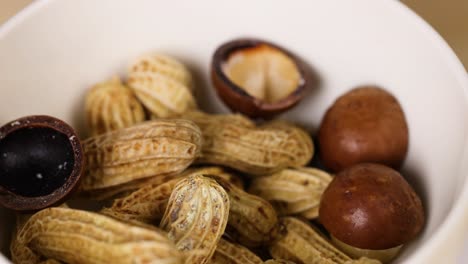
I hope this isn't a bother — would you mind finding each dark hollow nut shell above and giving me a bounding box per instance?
[319,163,425,252]
[211,38,312,118]
[0,115,83,211]
[318,86,408,172]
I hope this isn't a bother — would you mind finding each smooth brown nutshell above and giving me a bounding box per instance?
[0,115,83,211]
[318,86,408,172]
[211,38,311,118]
[319,163,424,250]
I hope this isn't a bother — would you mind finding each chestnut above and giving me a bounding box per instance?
[319,163,424,262]
[211,38,311,118]
[318,86,408,172]
[0,115,83,211]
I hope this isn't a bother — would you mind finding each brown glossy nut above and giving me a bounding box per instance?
[318,86,408,172]
[319,163,424,250]
[0,115,83,211]
[211,38,311,118]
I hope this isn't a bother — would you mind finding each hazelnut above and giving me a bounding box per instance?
[0,115,83,211]
[319,163,424,262]
[211,38,311,118]
[318,86,408,172]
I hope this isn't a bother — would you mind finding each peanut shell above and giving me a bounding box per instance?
[81,119,202,192]
[160,175,230,264]
[11,207,183,264]
[249,167,332,219]
[85,76,145,136]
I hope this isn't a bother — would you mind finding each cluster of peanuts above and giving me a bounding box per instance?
[10,54,381,264]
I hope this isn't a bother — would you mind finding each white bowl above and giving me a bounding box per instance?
[1,0,468,263]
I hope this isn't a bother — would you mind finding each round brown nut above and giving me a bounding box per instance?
[318,86,408,172]
[319,163,424,253]
[0,115,83,211]
[211,38,312,118]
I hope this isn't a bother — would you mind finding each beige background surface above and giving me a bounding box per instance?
[1,0,467,69]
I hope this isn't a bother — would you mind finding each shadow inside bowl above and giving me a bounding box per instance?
[187,60,229,115]
[401,164,430,225]
[0,208,15,258]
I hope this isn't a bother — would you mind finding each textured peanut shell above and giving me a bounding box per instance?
[209,238,263,264]
[128,54,196,118]
[211,176,279,247]
[101,166,243,223]
[11,207,183,264]
[347,257,382,264]
[85,76,145,136]
[160,175,230,264]
[264,260,296,264]
[181,112,314,175]
[81,174,176,201]
[269,217,352,264]
[249,167,332,219]
[130,54,193,89]
[101,177,180,224]
[182,166,245,189]
[38,260,62,264]
[88,164,244,201]
[80,119,202,191]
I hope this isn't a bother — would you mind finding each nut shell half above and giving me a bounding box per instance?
[319,163,424,250]
[211,38,311,118]
[0,115,83,211]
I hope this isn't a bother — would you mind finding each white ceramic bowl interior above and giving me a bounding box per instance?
[1,0,468,263]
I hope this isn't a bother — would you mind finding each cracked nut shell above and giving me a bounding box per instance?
[0,115,83,211]
[211,38,311,118]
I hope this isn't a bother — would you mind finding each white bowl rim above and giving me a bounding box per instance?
[1,0,468,263]
[381,1,468,263]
